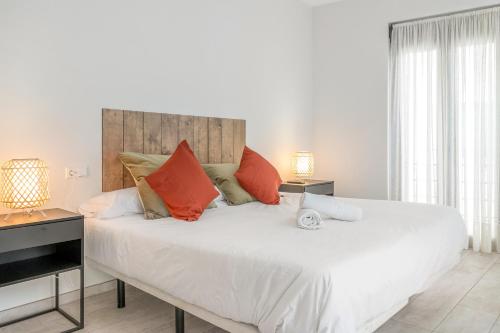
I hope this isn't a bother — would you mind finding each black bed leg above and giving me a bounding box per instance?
[175,307,185,333]
[117,279,126,308]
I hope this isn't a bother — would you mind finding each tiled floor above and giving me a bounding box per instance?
[1,250,500,333]
[378,250,500,333]
[0,285,226,333]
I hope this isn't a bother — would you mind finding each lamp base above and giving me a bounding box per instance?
[3,209,47,221]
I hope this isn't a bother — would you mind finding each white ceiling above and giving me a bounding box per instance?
[301,0,344,6]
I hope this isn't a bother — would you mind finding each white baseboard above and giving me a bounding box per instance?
[0,280,116,324]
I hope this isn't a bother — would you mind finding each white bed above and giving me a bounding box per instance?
[85,193,467,333]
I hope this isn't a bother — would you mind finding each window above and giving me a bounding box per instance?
[456,42,497,237]
[398,49,439,204]
[389,8,500,252]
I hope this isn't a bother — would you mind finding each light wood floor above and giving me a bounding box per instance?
[2,250,500,333]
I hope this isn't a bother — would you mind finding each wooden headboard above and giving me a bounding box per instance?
[102,109,246,192]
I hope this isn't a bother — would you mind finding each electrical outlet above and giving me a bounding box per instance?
[65,166,89,179]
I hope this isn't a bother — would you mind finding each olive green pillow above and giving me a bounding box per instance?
[119,152,170,219]
[119,152,217,220]
[202,164,255,205]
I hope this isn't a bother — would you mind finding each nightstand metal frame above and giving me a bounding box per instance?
[0,266,84,332]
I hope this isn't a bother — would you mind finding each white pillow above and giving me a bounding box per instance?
[214,186,224,201]
[79,187,143,219]
[213,186,228,207]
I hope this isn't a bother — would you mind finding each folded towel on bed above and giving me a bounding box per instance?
[297,208,323,230]
[300,192,363,222]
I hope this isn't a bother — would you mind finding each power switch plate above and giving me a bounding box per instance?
[65,166,89,179]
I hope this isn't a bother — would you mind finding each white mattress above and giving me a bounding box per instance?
[85,193,467,333]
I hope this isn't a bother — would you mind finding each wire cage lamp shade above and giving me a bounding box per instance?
[291,151,314,179]
[1,158,50,210]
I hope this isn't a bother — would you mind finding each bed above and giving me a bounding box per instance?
[90,109,468,333]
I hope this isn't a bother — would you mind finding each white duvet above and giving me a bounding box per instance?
[85,193,467,333]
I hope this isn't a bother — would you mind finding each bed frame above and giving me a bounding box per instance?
[100,108,255,333]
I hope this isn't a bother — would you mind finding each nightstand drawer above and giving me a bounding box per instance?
[0,219,83,254]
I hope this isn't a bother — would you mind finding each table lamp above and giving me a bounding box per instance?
[1,158,50,220]
[290,151,314,184]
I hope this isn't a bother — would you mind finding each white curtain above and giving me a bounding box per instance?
[389,7,500,253]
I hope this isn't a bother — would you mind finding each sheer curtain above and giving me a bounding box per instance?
[389,8,500,253]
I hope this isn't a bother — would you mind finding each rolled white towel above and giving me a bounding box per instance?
[297,208,323,230]
[300,192,363,222]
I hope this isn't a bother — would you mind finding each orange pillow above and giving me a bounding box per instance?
[234,146,282,205]
[145,140,218,221]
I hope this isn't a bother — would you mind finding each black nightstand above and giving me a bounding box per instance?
[279,180,334,196]
[0,209,84,332]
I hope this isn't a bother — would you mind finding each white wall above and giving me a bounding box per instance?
[312,0,499,199]
[0,0,312,312]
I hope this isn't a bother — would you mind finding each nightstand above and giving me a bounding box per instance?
[0,209,84,332]
[279,180,334,196]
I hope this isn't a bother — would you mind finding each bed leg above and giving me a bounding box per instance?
[175,307,184,333]
[117,279,126,308]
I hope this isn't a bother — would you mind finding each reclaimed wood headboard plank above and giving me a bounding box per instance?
[194,117,209,164]
[208,118,222,164]
[221,118,235,163]
[233,119,246,164]
[102,109,124,192]
[102,109,246,192]
[123,111,144,188]
[179,115,195,149]
[144,112,162,154]
[161,114,179,156]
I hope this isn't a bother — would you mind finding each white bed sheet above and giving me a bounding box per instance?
[85,194,467,333]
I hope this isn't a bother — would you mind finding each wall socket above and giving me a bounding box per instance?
[65,166,89,179]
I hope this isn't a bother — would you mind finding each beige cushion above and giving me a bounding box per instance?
[202,164,255,205]
[119,152,170,219]
[119,152,217,219]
